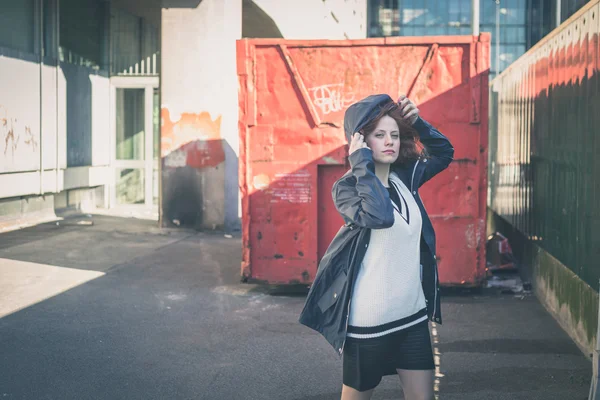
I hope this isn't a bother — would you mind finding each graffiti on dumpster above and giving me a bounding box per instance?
[268,170,311,203]
[308,83,355,115]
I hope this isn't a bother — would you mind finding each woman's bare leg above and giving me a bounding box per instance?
[341,384,375,400]
[396,369,434,400]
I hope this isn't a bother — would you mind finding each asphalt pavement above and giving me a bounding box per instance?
[0,215,592,400]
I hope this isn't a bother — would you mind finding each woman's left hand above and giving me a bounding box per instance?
[397,95,420,126]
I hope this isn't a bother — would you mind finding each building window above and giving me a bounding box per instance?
[368,0,554,77]
[59,0,108,70]
[0,0,35,54]
[561,0,590,23]
[481,0,528,77]
[368,0,474,38]
[110,7,160,76]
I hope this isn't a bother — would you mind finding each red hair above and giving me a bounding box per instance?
[358,101,424,164]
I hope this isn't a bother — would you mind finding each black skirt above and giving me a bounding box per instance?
[342,319,435,392]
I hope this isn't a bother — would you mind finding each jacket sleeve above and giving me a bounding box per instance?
[332,148,395,229]
[413,117,455,187]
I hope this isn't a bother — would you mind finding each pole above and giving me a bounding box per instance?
[472,0,480,36]
[495,0,500,76]
[589,279,600,400]
[39,0,44,196]
[556,0,562,28]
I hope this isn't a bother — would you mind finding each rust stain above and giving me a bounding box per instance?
[471,97,478,122]
[301,270,310,282]
[161,108,225,168]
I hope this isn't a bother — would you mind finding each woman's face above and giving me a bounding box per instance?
[364,115,400,164]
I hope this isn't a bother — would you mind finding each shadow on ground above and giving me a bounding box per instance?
[0,214,591,400]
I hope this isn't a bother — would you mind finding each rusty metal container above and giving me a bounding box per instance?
[237,35,490,286]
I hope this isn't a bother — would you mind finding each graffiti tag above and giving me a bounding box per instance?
[308,83,355,115]
[0,105,37,158]
[1,105,18,156]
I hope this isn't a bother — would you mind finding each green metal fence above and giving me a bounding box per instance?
[489,1,600,288]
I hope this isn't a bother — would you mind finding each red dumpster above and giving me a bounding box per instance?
[237,35,490,286]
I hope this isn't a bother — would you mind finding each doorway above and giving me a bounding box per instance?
[109,77,159,218]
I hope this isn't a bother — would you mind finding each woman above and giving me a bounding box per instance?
[299,93,454,400]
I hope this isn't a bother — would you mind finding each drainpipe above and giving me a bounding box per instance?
[472,0,480,36]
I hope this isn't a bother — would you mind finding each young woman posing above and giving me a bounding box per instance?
[300,94,454,400]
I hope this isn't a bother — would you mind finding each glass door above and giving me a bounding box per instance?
[110,77,159,212]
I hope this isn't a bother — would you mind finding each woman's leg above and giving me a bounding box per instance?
[341,384,374,400]
[396,369,434,400]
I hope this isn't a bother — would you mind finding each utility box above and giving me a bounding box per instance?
[237,35,490,286]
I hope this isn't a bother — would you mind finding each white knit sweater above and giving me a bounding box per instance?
[347,174,427,339]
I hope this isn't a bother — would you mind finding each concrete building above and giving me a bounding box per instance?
[367,0,589,77]
[0,0,162,227]
[0,0,591,233]
[0,0,367,231]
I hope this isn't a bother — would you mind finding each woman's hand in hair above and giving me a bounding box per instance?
[397,95,420,126]
[349,132,370,155]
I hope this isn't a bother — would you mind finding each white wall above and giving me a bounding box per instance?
[252,0,367,39]
[90,74,110,167]
[0,50,111,200]
[0,54,42,174]
[41,63,59,171]
[160,0,368,229]
[161,0,242,229]
[161,0,241,154]
[0,0,157,212]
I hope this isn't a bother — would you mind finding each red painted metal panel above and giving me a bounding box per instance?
[317,165,347,262]
[238,35,490,286]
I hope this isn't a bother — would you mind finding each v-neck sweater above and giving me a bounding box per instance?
[347,176,428,339]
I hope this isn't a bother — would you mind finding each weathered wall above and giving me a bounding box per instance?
[248,0,367,39]
[161,0,242,230]
[0,0,156,221]
[488,208,597,358]
[489,1,600,356]
[0,49,109,203]
[161,0,367,231]
[0,51,41,174]
[534,245,598,358]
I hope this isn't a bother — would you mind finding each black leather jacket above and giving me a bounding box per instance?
[298,117,454,356]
